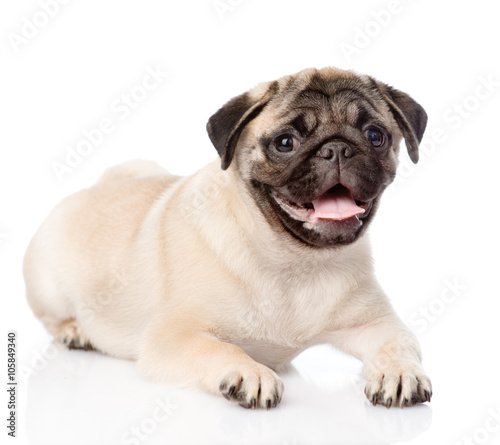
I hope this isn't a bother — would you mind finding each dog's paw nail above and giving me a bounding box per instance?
[424,390,432,402]
[220,367,283,409]
[366,363,431,409]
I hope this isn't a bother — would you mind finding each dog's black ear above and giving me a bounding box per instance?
[373,81,427,164]
[207,82,277,170]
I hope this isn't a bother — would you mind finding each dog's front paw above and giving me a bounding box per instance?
[219,365,284,410]
[364,360,432,408]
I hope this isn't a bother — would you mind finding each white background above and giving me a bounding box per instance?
[1,1,500,444]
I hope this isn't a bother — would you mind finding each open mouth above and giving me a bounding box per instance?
[271,184,372,225]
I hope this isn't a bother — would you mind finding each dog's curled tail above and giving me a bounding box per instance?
[99,159,168,183]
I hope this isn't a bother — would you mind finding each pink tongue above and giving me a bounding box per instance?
[311,187,365,220]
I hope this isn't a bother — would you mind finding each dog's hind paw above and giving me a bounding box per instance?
[58,320,94,351]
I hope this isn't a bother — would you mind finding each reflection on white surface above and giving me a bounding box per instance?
[25,345,432,445]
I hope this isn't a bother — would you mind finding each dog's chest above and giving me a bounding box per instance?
[234,272,349,348]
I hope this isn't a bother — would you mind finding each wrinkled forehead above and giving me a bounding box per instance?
[262,72,394,133]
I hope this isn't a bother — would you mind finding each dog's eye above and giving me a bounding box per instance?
[366,129,385,147]
[274,135,299,153]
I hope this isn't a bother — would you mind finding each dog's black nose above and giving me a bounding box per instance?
[317,141,353,161]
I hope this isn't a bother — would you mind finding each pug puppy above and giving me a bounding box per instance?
[24,67,432,410]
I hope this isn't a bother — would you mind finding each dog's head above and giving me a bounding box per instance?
[207,67,427,248]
